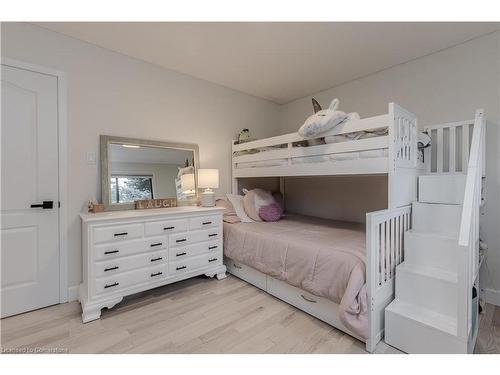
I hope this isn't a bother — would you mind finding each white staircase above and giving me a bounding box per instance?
[385,110,486,354]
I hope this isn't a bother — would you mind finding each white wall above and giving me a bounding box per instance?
[284,176,387,223]
[279,31,500,301]
[1,22,281,290]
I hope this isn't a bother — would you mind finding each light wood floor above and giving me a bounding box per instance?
[1,275,498,354]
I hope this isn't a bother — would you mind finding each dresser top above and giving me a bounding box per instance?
[80,206,225,223]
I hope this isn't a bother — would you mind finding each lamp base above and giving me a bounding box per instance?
[200,191,216,207]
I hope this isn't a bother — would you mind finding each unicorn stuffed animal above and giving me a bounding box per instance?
[298,98,361,138]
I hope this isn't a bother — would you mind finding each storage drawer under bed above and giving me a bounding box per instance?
[225,258,267,291]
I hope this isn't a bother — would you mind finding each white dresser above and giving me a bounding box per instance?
[79,206,226,322]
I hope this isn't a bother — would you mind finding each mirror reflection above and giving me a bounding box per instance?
[108,143,196,204]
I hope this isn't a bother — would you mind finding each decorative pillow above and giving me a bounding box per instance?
[242,188,275,221]
[226,194,254,223]
[298,98,347,138]
[242,189,284,222]
[272,192,285,213]
[215,197,240,223]
[259,203,282,222]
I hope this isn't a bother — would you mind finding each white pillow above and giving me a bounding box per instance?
[226,194,254,223]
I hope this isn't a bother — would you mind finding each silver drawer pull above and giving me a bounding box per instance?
[202,221,212,225]
[104,250,119,255]
[301,294,317,303]
[208,258,218,263]
[151,272,163,277]
[176,252,187,257]
[233,263,242,269]
[151,257,163,262]
[176,265,186,270]
[104,266,119,272]
[104,282,119,289]
[164,226,175,230]
[114,232,128,237]
[208,245,218,250]
[176,238,187,243]
[208,233,218,237]
[150,242,162,247]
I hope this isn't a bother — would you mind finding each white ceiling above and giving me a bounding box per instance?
[36,22,500,104]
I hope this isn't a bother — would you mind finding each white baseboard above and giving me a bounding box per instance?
[68,285,80,302]
[483,288,500,307]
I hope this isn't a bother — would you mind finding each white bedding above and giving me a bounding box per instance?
[235,148,388,169]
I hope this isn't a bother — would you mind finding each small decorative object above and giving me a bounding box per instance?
[237,128,252,144]
[88,199,105,213]
[198,169,219,207]
[135,198,177,210]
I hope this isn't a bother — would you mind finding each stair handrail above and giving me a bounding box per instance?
[456,109,485,340]
[458,109,484,247]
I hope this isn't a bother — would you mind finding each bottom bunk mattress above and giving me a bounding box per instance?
[223,215,368,339]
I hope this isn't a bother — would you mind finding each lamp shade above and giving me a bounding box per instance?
[198,169,219,189]
[180,173,195,192]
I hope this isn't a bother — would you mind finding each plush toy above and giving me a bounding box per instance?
[237,128,252,144]
[417,131,431,150]
[298,98,349,138]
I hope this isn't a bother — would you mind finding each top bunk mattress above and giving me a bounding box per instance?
[223,214,369,338]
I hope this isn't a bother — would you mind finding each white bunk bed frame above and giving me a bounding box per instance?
[227,103,425,352]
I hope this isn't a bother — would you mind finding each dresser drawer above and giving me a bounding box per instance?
[189,215,221,230]
[169,227,222,247]
[94,264,167,295]
[169,253,221,276]
[94,250,168,278]
[144,219,188,236]
[169,240,221,260]
[94,236,167,261]
[93,223,144,244]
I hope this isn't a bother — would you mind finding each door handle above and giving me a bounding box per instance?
[30,201,53,209]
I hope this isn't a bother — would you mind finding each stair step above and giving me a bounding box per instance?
[418,174,466,204]
[404,230,458,273]
[385,299,466,353]
[412,202,462,238]
[386,299,457,335]
[395,263,457,317]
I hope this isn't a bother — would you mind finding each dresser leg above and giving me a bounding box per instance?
[80,296,123,323]
[82,308,102,323]
[206,264,227,280]
[216,271,227,280]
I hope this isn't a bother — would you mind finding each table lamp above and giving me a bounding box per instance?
[198,169,219,207]
[180,173,195,196]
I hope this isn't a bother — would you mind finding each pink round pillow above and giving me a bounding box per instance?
[242,188,274,221]
[259,202,283,222]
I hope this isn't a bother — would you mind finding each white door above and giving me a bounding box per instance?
[1,64,60,318]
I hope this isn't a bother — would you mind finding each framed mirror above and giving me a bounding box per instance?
[100,135,200,211]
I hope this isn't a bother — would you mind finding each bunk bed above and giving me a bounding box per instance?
[225,103,426,352]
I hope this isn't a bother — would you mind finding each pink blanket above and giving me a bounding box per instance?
[223,215,368,339]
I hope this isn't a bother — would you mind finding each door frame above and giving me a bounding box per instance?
[1,57,69,303]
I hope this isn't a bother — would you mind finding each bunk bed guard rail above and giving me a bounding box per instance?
[366,204,412,352]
